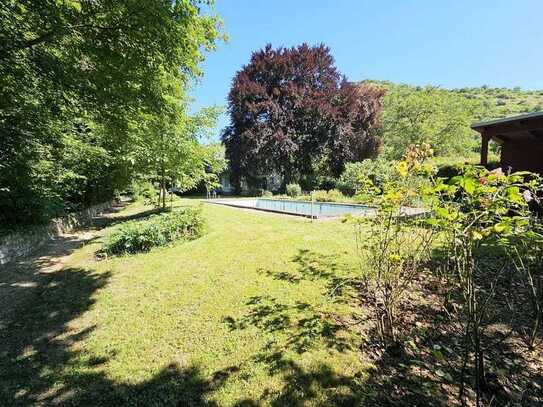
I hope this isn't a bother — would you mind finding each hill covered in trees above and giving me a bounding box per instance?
[451,85,543,119]
[363,80,543,160]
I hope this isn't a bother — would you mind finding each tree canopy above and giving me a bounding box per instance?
[379,84,480,159]
[222,44,384,190]
[0,0,222,225]
[371,81,543,160]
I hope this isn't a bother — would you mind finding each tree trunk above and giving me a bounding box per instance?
[160,166,166,210]
[161,181,166,210]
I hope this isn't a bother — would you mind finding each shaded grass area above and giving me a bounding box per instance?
[0,200,371,405]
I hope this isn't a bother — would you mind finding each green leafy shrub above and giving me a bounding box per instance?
[325,189,344,202]
[352,192,373,204]
[312,189,345,202]
[299,174,340,192]
[262,190,273,197]
[312,190,329,202]
[315,176,339,191]
[339,159,394,195]
[350,143,543,401]
[286,183,302,198]
[105,207,204,255]
[351,145,436,346]
[131,180,156,204]
[430,166,542,401]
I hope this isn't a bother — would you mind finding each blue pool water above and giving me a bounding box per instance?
[255,198,373,218]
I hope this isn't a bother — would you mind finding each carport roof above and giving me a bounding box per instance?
[471,111,543,144]
[471,111,543,131]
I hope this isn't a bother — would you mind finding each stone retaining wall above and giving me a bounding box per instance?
[0,201,112,265]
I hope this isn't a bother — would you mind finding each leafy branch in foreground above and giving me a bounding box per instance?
[351,142,542,405]
[352,144,436,348]
[426,167,541,406]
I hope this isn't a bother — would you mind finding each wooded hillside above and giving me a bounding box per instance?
[364,81,543,159]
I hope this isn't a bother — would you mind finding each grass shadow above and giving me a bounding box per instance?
[0,217,240,406]
[0,262,241,406]
[224,248,368,405]
[227,247,543,405]
[0,266,110,404]
[261,248,361,304]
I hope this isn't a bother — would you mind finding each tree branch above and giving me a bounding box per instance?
[0,8,140,57]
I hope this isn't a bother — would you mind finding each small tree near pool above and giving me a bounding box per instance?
[352,144,436,347]
[131,106,224,209]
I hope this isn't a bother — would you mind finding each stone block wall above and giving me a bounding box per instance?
[0,201,112,265]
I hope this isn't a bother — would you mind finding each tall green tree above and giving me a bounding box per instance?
[130,97,223,209]
[0,0,222,225]
[378,83,482,159]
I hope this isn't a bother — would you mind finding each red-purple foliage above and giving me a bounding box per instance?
[222,43,384,190]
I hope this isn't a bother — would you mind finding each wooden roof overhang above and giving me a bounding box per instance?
[471,111,543,165]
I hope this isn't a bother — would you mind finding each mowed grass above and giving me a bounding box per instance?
[0,200,371,406]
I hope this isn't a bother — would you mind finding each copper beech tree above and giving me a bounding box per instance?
[222,43,384,191]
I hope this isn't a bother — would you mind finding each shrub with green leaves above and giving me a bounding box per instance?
[349,143,543,402]
[286,183,302,197]
[312,189,345,202]
[326,189,344,202]
[339,159,394,196]
[131,180,157,204]
[429,166,542,402]
[312,190,329,202]
[351,145,437,346]
[314,176,339,191]
[105,207,205,255]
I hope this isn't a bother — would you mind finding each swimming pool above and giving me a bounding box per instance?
[208,198,374,218]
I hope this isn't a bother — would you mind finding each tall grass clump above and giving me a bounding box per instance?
[105,207,205,255]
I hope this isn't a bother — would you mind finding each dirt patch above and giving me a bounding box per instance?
[357,272,543,406]
[0,202,128,327]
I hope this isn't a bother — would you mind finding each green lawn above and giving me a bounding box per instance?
[0,200,371,406]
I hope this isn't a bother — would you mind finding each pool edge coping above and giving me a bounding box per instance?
[202,198,427,220]
[202,199,346,219]
[257,197,377,209]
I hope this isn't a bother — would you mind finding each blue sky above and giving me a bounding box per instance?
[191,0,542,139]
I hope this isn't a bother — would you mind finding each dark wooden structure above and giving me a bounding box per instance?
[472,111,543,175]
